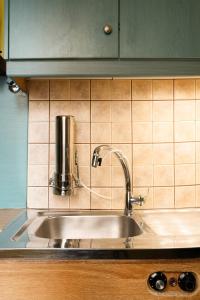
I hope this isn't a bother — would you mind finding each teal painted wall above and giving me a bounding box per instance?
[0,76,28,208]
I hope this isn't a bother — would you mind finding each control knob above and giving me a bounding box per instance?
[178,272,196,293]
[148,272,167,292]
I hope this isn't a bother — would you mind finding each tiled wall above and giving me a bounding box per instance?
[28,78,200,210]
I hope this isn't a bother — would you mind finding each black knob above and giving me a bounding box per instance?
[178,272,196,292]
[148,272,167,292]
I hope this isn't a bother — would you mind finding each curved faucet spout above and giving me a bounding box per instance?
[92,145,144,216]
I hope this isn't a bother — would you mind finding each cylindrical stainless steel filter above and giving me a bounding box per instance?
[52,115,75,196]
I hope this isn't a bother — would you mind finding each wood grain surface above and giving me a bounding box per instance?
[0,259,199,299]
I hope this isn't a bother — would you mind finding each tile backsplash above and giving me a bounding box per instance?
[27,78,200,210]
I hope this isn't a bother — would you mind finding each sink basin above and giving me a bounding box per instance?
[34,215,142,239]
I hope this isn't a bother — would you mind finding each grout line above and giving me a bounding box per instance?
[29,184,198,188]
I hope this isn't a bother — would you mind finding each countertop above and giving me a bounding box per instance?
[0,208,200,260]
[0,209,23,231]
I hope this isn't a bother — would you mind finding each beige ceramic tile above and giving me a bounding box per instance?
[49,144,55,165]
[154,165,174,186]
[112,122,132,143]
[153,143,173,165]
[152,80,173,100]
[111,80,131,100]
[153,101,173,121]
[79,166,90,186]
[133,144,153,165]
[50,122,55,143]
[28,80,49,100]
[111,166,125,187]
[153,187,174,208]
[175,142,195,164]
[76,122,90,143]
[133,187,153,209]
[133,166,153,187]
[196,100,200,120]
[28,144,48,165]
[91,80,111,100]
[70,79,90,100]
[28,165,48,186]
[50,101,90,122]
[175,186,196,208]
[133,122,152,143]
[76,144,90,166]
[50,101,70,121]
[174,100,195,121]
[175,164,195,185]
[153,122,173,143]
[196,164,200,184]
[91,166,111,187]
[28,122,49,144]
[111,188,125,209]
[196,79,200,99]
[91,101,111,122]
[132,101,152,122]
[70,101,90,122]
[70,188,90,209]
[27,187,48,208]
[29,101,49,122]
[111,144,132,167]
[174,121,195,142]
[91,188,111,209]
[132,80,152,100]
[196,185,200,207]
[196,142,200,163]
[174,79,195,100]
[196,121,200,141]
[50,79,70,100]
[111,101,131,122]
[49,190,70,209]
[91,123,111,143]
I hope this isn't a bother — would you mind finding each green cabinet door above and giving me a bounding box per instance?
[9,0,118,59]
[120,0,200,59]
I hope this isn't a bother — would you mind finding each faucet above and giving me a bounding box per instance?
[92,145,144,216]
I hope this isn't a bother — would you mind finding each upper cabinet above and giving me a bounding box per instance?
[9,0,118,59]
[120,0,200,59]
[4,0,200,76]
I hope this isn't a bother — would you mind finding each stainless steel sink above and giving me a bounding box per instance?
[34,215,142,239]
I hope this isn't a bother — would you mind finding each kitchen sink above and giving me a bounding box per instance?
[34,215,142,239]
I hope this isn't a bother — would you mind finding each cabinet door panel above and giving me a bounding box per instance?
[9,0,118,59]
[120,0,200,59]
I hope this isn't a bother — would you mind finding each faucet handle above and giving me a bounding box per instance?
[130,195,145,207]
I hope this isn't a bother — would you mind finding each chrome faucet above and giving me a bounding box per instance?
[92,145,144,216]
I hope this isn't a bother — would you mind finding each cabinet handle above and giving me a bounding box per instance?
[103,24,112,35]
